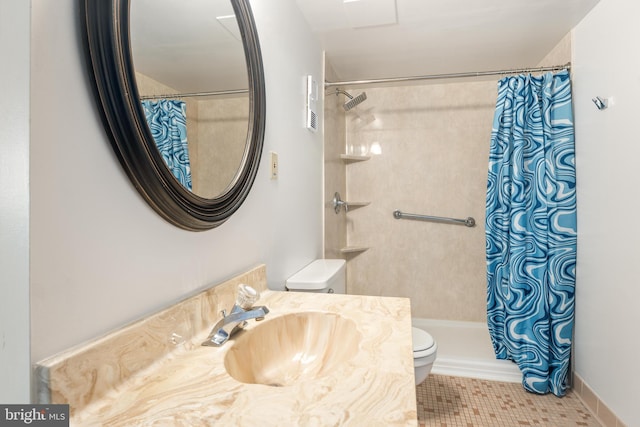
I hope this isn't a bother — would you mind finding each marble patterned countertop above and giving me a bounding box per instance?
[35,265,417,426]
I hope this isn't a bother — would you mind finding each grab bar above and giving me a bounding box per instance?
[393,210,476,227]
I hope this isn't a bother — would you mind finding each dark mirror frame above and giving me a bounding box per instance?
[81,0,265,231]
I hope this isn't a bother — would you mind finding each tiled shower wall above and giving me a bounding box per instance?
[323,62,348,260]
[324,35,571,321]
[344,81,496,321]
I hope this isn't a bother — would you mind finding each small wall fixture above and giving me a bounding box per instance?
[592,96,608,110]
[306,75,318,132]
[333,192,348,214]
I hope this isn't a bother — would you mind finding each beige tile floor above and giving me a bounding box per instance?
[417,375,601,427]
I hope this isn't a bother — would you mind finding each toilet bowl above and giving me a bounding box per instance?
[412,327,437,385]
[285,259,437,385]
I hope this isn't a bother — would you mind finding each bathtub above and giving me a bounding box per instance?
[412,318,521,383]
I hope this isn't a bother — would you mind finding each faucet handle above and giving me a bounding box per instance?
[236,284,260,309]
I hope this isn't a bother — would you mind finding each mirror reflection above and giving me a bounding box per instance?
[130,0,250,199]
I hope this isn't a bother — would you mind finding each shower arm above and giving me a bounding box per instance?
[334,88,354,100]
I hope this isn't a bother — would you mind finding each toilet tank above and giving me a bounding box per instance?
[285,259,346,294]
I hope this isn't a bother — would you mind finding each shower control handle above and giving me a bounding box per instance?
[333,192,348,214]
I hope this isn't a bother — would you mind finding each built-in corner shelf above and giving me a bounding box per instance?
[340,246,369,255]
[340,154,371,163]
[338,154,371,256]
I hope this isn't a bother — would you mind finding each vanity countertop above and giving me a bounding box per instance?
[36,266,417,426]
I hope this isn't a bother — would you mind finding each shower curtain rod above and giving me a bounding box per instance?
[324,62,571,87]
[139,88,248,101]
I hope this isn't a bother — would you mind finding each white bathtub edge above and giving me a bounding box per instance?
[412,317,488,330]
[432,357,522,383]
[413,317,522,384]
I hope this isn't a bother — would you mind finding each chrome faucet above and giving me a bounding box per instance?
[201,284,269,347]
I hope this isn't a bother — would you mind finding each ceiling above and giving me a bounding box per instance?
[294,0,600,83]
[130,0,600,94]
[130,0,248,94]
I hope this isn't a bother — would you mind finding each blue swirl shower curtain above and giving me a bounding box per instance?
[486,70,576,397]
[141,100,192,190]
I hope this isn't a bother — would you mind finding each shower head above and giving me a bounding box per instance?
[344,92,367,111]
[335,88,367,111]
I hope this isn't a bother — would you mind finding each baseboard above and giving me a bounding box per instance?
[572,373,627,427]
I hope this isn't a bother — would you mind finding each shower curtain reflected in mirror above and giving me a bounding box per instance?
[141,99,192,190]
[485,70,576,397]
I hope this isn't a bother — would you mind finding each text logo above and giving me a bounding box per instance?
[1,405,69,426]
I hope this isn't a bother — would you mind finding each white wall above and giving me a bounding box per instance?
[0,0,31,403]
[573,0,640,424]
[29,0,323,365]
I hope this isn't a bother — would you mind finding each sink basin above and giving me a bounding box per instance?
[224,312,361,387]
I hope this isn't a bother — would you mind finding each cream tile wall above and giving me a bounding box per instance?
[194,96,249,198]
[343,81,496,321]
[323,60,348,260]
[332,35,572,321]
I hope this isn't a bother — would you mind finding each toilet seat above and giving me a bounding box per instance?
[412,327,436,358]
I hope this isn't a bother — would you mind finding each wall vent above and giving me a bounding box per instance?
[305,75,318,132]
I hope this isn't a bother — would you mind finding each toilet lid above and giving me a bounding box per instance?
[412,327,435,353]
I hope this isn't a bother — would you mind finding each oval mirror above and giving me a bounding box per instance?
[81,0,265,231]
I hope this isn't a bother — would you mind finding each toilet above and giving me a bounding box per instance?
[412,326,437,385]
[285,259,346,294]
[285,259,437,385]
